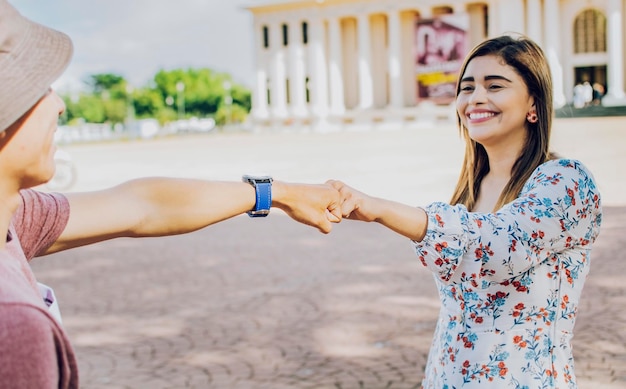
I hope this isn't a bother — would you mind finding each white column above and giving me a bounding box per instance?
[526,0,542,46]
[387,9,403,108]
[401,11,417,106]
[270,23,288,118]
[357,13,374,109]
[309,17,329,117]
[328,17,345,115]
[253,66,269,119]
[252,22,269,119]
[288,19,307,116]
[604,0,626,104]
[543,0,566,107]
[500,0,524,34]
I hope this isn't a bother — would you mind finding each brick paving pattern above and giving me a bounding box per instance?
[32,117,626,388]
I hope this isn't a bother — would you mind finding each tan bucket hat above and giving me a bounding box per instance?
[0,0,73,132]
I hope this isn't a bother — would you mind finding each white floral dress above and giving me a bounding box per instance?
[414,159,602,389]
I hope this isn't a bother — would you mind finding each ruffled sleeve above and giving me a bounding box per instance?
[413,159,602,285]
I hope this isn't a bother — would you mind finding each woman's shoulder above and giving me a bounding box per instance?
[532,158,596,181]
[523,158,600,199]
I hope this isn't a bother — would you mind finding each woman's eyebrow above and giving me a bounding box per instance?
[484,75,513,82]
[460,75,513,83]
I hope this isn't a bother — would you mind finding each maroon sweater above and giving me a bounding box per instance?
[0,190,78,388]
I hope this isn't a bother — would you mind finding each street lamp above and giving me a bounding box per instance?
[125,84,135,125]
[176,81,185,120]
[223,80,232,125]
[165,95,174,108]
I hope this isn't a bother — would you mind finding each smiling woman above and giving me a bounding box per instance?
[327,34,602,389]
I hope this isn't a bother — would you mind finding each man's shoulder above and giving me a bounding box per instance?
[0,299,58,352]
[0,300,51,327]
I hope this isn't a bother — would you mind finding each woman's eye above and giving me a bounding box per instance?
[460,85,474,92]
[488,84,503,90]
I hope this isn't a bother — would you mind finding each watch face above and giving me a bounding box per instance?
[242,175,273,184]
[247,209,271,217]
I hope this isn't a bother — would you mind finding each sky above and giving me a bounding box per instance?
[12,0,259,91]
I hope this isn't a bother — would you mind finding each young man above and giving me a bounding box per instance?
[0,1,341,387]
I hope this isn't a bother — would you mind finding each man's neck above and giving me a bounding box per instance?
[0,189,23,250]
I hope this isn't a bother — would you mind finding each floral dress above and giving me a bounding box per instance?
[414,159,602,389]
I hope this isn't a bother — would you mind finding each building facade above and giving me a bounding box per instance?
[246,0,626,131]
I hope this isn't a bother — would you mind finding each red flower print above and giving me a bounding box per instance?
[435,242,448,252]
[435,214,444,227]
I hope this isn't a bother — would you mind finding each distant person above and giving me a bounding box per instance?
[582,81,593,107]
[328,34,602,388]
[573,82,586,108]
[592,82,605,105]
[0,1,341,387]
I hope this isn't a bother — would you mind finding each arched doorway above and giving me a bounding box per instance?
[572,8,607,105]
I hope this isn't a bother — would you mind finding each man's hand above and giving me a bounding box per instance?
[272,181,342,233]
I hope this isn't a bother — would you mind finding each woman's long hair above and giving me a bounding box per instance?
[449,34,555,212]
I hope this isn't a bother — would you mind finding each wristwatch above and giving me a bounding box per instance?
[242,175,273,217]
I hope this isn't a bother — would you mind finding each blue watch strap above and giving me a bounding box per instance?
[243,175,273,217]
[251,181,272,217]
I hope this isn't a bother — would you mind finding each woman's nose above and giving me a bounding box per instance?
[468,85,487,104]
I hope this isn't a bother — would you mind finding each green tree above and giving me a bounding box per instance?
[88,73,125,95]
[133,88,165,118]
[66,94,106,123]
[152,68,251,120]
[60,69,251,126]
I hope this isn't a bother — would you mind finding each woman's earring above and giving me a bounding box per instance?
[527,110,538,123]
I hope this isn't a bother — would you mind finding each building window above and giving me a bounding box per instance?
[266,78,271,105]
[433,6,453,15]
[305,76,310,103]
[286,79,291,104]
[282,23,289,46]
[262,25,269,48]
[574,9,606,53]
[482,5,489,38]
[302,21,308,44]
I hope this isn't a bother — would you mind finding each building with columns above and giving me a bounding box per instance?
[246,0,626,131]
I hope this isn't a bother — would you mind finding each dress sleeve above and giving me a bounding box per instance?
[12,189,70,260]
[413,159,602,285]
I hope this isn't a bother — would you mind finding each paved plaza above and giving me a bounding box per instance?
[32,117,626,388]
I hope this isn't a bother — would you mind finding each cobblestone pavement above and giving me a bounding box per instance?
[32,117,626,388]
